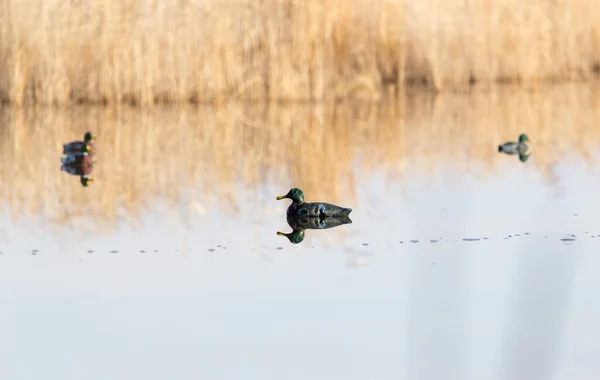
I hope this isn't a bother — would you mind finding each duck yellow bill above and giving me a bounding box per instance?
[276,195,286,200]
[276,231,286,236]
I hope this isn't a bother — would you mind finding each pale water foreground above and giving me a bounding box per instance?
[1,85,600,380]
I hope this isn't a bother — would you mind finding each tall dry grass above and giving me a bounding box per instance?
[1,84,600,233]
[1,0,600,105]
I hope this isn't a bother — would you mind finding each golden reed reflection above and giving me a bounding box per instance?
[1,84,600,231]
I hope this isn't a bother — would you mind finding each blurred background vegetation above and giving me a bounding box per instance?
[1,0,599,106]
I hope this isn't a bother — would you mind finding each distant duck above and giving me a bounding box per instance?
[276,188,352,217]
[63,132,96,157]
[498,134,531,155]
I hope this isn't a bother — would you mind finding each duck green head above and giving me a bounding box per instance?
[276,188,304,203]
[518,134,530,143]
[80,176,94,187]
[84,132,96,142]
[277,229,305,244]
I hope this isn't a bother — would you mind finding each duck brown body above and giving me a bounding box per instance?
[61,154,94,175]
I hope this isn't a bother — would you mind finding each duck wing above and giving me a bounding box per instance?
[498,142,518,154]
[313,202,352,217]
[288,202,353,217]
[63,142,83,155]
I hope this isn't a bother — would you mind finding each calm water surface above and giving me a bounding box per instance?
[1,85,600,380]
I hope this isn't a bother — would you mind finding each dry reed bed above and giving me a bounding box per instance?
[1,0,600,105]
[0,84,599,232]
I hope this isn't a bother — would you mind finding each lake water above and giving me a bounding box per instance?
[1,84,600,380]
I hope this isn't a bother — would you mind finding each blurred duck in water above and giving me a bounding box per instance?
[63,132,96,157]
[61,153,96,187]
[498,133,531,155]
[498,133,531,163]
[276,188,352,217]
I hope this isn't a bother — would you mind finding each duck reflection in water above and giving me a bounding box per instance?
[277,215,353,244]
[60,153,95,187]
[498,133,531,163]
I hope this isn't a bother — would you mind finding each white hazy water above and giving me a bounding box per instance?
[1,104,600,380]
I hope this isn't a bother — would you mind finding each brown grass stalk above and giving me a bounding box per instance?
[1,0,600,105]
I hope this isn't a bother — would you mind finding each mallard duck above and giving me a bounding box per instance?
[498,134,531,155]
[276,188,352,217]
[63,132,96,157]
[277,215,353,244]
